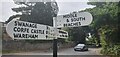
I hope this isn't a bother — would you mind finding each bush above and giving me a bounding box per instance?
[99,26,120,56]
[101,45,120,56]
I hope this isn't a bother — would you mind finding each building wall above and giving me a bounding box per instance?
[0,22,3,52]
[0,22,3,39]
[2,40,75,52]
[2,23,12,40]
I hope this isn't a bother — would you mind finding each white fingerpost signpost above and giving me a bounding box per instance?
[5,2,92,57]
[6,12,92,57]
[7,0,93,57]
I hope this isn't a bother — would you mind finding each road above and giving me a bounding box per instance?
[2,48,111,57]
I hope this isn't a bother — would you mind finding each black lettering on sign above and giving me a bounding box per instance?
[63,24,67,27]
[46,35,48,38]
[63,22,81,27]
[14,21,37,28]
[31,29,44,34]
[82,17,85,20]
[63,13,77,18]
[17,21,22,26]
[79,22,81,25]
[71,17,85,22]
[66,19,69,22]
[13,27,17,32]
[13,27,29,33]
[14,21,17,26]
[13,33,38,38]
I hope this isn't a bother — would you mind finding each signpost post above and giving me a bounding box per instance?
[51,0,59,57]
[53,17,58,57]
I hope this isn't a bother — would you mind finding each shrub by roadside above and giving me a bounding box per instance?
[101,45,120,57]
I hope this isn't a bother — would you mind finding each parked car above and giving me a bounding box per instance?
[74,44,88,51]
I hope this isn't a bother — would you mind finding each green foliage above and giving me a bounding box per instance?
[67,27,89,44]
[86,33,100,46]
[8,2,59,26]
[101,45,120,56]
[85,2,119,28]
[99,25,119,45]
[86,36,95,44]
[5,14,21,24]
[88,2,107,7]
[86,2,120,56]
[28,2,55,26]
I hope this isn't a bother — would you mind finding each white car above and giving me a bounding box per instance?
[74,44,88,51]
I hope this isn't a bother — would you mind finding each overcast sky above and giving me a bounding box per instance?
[0,0,95,22]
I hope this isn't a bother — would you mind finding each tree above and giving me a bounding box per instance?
[86,2,119,44]
[68,27,88,44]
[5,14,21,24]
[86,1,120,55]
[8,0,59,26]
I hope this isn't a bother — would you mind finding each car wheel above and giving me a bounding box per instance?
[85,49,88,51]
[74,49,77,51]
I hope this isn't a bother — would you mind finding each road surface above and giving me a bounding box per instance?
[2,48,111,57]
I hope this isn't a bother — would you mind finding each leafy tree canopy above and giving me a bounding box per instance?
[7,1,59,26]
